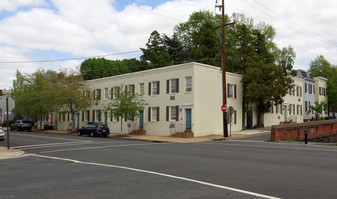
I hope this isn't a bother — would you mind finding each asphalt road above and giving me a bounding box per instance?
[1,131,337,199]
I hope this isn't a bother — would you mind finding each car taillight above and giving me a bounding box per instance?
[20,124,24,126]
[97,128,99,132]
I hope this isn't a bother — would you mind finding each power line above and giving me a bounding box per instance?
[0,50,141,64]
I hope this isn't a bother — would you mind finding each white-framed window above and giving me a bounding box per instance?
[170,106,179,121]
[148,107,159,121]
[152,107,158,121]
[308,84,312,94]
[104,88,109,100]
[128,84,135,94]
[186,77,192,92]
[152,81,159,95]
[139,83,144,95]
[276,104,280,114]
[96,110,101,121]
[227,84,236,98]
[96,89,101,100]
[168,79,179,93]
[114,86,120,98]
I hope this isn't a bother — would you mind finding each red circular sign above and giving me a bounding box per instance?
[221,105,227,112]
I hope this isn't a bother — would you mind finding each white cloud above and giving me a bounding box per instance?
[0,0,337,90]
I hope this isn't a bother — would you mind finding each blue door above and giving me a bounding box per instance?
[104,112,108,125]
[139,111,144,129]
[186,109,192,131]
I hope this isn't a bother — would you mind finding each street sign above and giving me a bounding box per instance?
[229,106,234,116]
[221,105,227,112]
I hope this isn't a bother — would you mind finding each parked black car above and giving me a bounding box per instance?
[77,122,110,137]
[10,120,33,132]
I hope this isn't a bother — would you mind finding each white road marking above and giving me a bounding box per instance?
[31,154,282,199]
[12,141,128,150]
[40,142,168,154]
[202,142,337,152]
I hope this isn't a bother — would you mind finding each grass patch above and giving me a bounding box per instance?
[284,138,296,142]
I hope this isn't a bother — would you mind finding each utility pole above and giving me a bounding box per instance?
[6,96,10,149]
[216,0,228,137]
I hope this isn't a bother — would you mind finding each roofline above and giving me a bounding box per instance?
[314,76,328,81]
[87,62,242,82]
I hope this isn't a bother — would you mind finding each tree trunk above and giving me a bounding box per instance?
[71,111,75,133]
[120,116,123,134]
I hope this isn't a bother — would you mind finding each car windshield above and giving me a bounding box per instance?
[22,121,32,124]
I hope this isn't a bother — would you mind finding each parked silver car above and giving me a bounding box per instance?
[0,127,5,141]
[10,120,33,132]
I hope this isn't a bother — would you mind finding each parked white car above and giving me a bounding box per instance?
[0,127,5,141]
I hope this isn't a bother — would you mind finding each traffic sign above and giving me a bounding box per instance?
[221,105,227,112]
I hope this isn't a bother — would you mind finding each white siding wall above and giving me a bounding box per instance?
[263,77,304,126]
[194,64,242,136]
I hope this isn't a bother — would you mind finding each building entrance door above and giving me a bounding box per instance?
[185,109,192,131]
[139,110,144,130]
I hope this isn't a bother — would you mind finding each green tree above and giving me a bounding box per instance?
[309,55,332,77]
[55,67,95,132]
[140,30,172,69]
[241,29,295,127]
[12,69,58,126]
[174,11,221,66]
[103,86,147,134]
[80,58,141,80]
[309,101,328,119]
[309,55,337,108]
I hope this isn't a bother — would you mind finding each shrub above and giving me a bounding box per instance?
[1,120,14,127]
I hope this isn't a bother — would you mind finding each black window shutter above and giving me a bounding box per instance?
[87,110,90,121]
[167,80,169,94]
[157,107,160,121]
[234,84,237,98]
[166,106,169,121]
[176,79,179,93]
[176,106,179,121]
[148,82,151,95]
[93,110,95,122]
[111,87,113,99]
[148,107,151,121]
[157,81,160,94]
[82,111,84,122]
[227,83,230,97]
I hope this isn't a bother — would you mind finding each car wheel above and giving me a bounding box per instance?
[28,128,31,132]
[77,131,81,136]
[90,132,95,137]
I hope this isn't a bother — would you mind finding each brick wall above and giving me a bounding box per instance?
[271,119,337,141]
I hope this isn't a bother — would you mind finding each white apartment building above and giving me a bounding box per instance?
[260,77,304,127]
[54,62,328,136]
[315,76,328,118]
[56,62,243,137]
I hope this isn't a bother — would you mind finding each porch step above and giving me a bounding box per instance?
[170,132,194,138]
[129,129,146,135]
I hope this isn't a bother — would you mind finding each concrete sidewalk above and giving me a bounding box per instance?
[33,127,271,143]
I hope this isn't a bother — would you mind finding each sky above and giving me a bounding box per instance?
[0,0,336,90]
